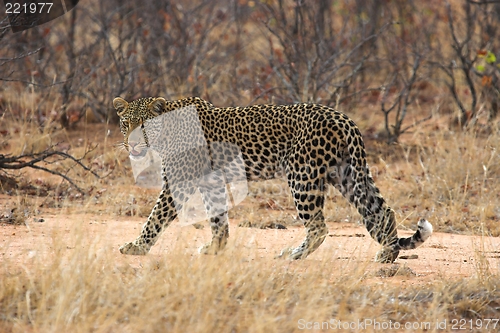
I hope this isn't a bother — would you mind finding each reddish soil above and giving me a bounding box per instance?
[1,194,499,286]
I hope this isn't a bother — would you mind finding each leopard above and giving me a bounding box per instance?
[113,96,433,263]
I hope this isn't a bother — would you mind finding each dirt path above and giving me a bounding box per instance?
[2,211,499,286]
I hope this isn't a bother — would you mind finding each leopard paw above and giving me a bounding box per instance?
[198,242,220,255]
[119,242,149,255]
[375,248,399,263]
[275,247,307,260]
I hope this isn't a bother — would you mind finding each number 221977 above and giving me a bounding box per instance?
[5,2,53,14]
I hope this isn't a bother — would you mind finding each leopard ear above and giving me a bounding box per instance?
[149,97,166,116]
[113,97,128,116]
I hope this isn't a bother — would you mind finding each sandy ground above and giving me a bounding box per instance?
[1,195,499,286]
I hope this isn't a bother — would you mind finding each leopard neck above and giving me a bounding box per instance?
[162,97,213,114]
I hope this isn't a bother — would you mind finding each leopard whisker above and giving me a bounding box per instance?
[114,141,129,152]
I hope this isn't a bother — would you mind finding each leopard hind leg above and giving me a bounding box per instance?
[328,151,432,263]
[278,168,329,260]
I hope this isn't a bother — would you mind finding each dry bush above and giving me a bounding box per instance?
[430,1,500,126]
[0,0,240,126]
[255,0,380,105]
[1,0,497,138]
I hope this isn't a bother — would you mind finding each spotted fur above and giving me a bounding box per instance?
[113,96,433,263]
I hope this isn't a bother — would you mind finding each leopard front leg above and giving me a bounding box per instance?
[198,213,229,255]
[198,181,229,255]
[120,187,178,255]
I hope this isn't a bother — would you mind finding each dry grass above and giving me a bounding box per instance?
[0,226,499,333]
[371,122,500,237]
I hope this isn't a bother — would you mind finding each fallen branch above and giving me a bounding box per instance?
[0,145,99,194]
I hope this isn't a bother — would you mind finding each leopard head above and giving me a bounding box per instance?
[113,97,166,157]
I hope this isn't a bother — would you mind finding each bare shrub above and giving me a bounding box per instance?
[255,0,382,105]
[0,0,237,126]
[376,1,437,143]
[431,1,500,126]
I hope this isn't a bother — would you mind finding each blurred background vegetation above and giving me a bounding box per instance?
[0,0,499,143]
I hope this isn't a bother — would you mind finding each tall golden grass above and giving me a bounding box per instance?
[0,221,499,333]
